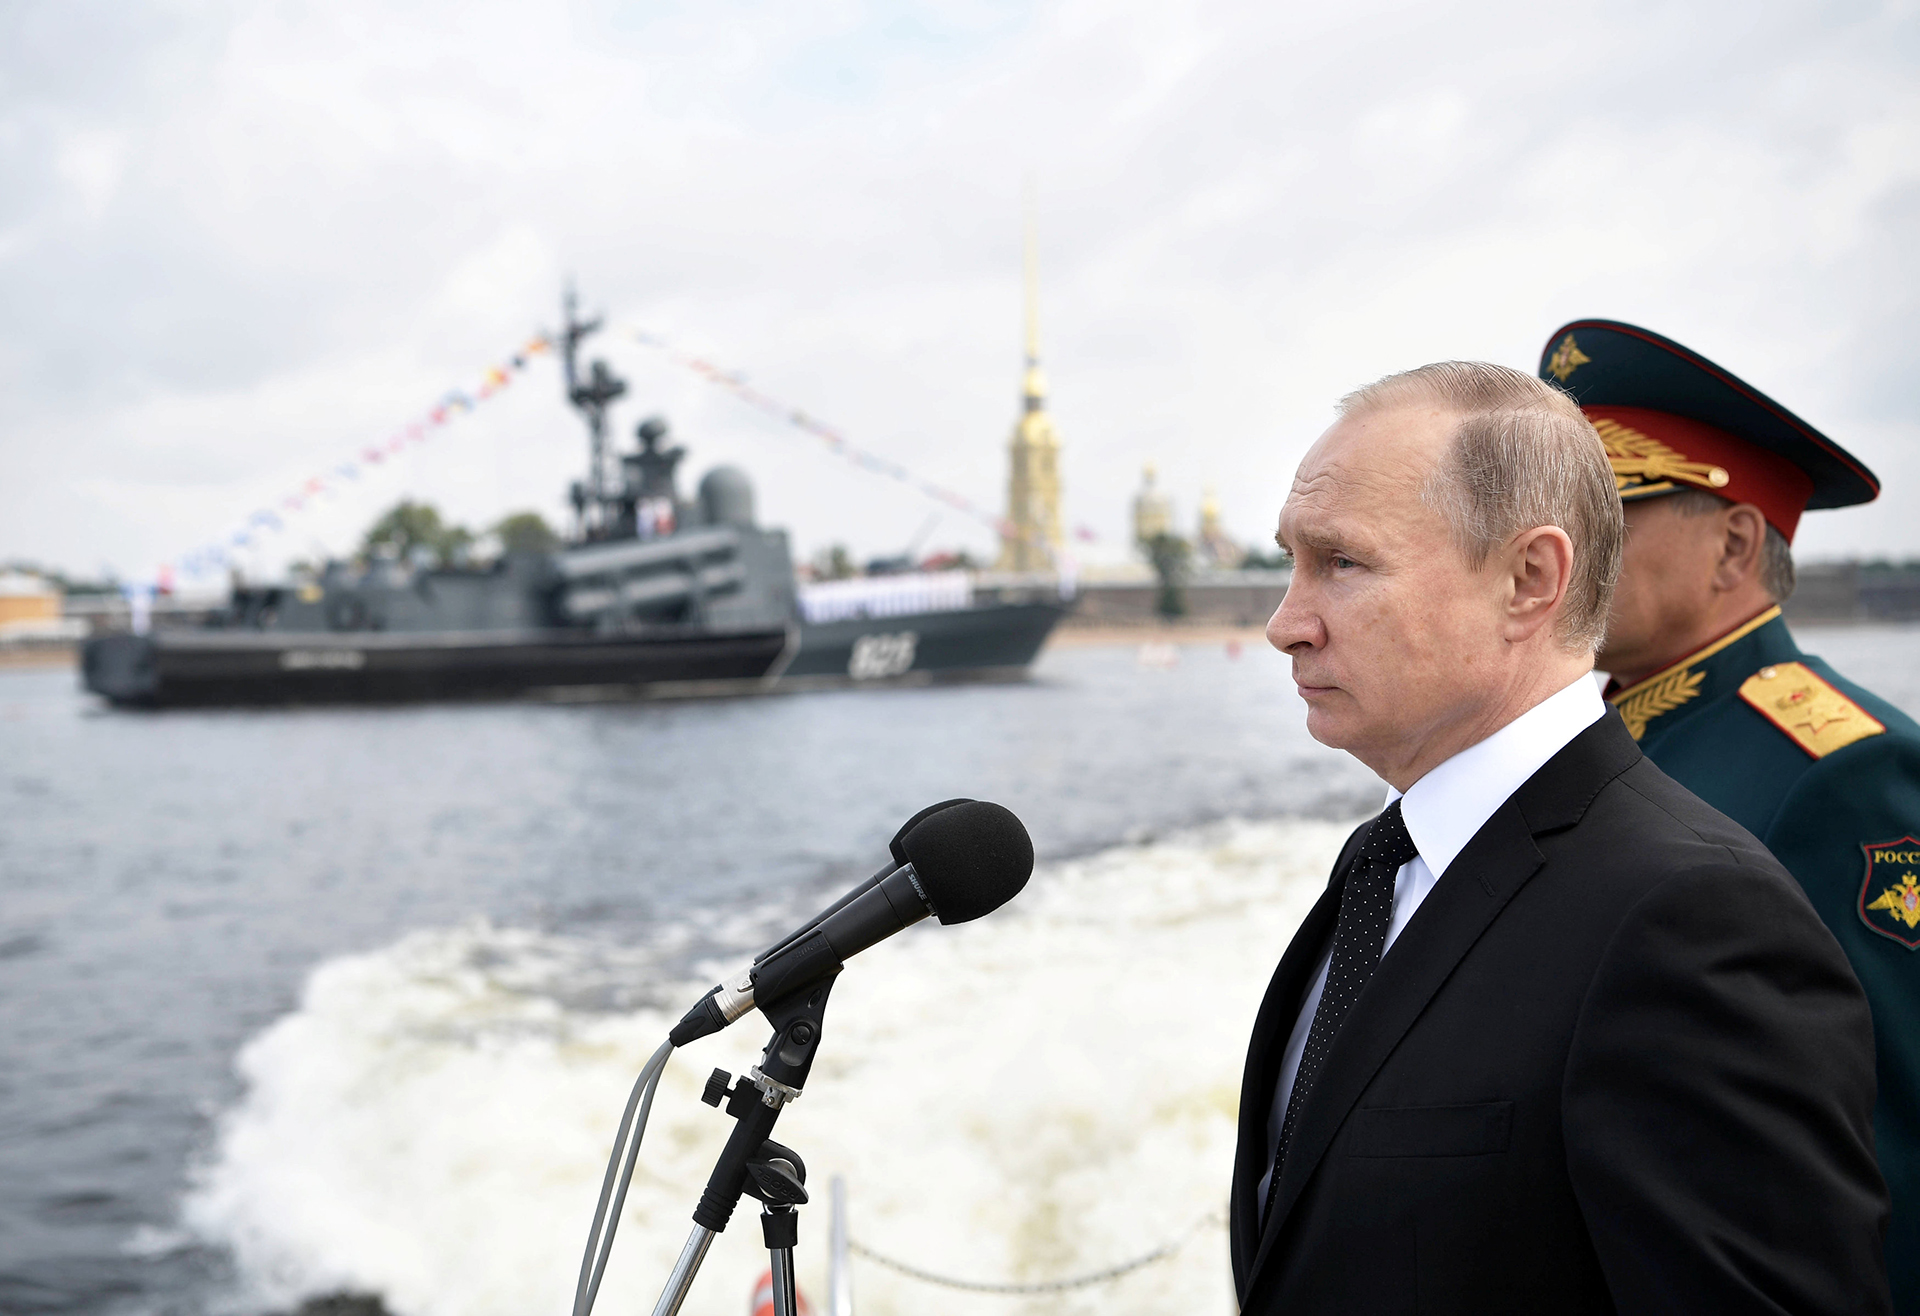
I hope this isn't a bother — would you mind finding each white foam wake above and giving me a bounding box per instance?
[182,818,1352,1316]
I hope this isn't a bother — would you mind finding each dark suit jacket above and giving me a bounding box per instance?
[1231,711,1891,1314]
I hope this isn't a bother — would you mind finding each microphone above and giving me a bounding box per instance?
[669,800,1033,1046]
[749,798,975,970]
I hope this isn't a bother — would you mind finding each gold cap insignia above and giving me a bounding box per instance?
[1739,661,1885,759]
[1860,836,1920,949]
[1546,334,1591,382]
[1591,417,1731,500]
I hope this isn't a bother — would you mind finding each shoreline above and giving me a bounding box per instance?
[13,611,1910,677]
[0,626,1272,673]
[1045,623,1269,648]
[0,646,76,670]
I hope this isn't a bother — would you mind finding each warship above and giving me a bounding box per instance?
[82,296,1071,707]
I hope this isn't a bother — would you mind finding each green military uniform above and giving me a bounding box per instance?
[1543,319,1920,1308]
[1612,605,1920,1303]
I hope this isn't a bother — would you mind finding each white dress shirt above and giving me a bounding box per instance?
[1256,672,1606,1206]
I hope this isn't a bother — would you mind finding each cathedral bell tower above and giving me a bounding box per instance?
[996,200,1064,572]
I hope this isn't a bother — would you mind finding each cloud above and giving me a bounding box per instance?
[1,0,1916,579]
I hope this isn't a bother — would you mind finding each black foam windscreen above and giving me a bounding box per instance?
[888,798,975,865]
[900,800,1033,925]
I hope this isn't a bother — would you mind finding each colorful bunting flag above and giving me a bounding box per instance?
[159,334,554,587]
[156,316,1094,594]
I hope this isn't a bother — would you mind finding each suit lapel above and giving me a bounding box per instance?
[1229,824,1369,1277]
[1245,712,1643,1284]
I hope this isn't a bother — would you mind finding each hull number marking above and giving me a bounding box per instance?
[849,632,917,680]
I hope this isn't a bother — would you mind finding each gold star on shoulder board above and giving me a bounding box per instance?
[1738,662,1886,758]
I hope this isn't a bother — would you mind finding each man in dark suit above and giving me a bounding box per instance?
[1235,360,1890,1313]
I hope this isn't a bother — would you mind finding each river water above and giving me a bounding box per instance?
[3,629,1917,1316]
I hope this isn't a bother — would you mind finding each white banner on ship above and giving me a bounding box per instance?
[797,571,972,624]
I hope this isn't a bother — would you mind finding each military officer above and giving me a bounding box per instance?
[1541,318,1920,1309]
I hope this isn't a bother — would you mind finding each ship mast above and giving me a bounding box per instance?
[559,285,626,539]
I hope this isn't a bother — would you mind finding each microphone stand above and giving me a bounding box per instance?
[650,975,837,1316]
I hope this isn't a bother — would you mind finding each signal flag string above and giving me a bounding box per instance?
[625,327,1100,560]
[157,334,556,589]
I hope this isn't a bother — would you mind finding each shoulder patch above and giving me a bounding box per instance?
[1860,837,1920,949]
[1739,661,1885,759]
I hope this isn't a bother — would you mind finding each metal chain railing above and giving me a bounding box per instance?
[846,1211,1226,1295]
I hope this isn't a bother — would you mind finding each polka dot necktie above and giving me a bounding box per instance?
[1264,798,1419,1220]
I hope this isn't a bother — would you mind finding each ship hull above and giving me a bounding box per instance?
[81,600,1073,708]
[81,628,793,708]
[780,600,1068,684]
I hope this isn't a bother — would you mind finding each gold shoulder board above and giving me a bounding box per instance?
[1738,661,1885,759]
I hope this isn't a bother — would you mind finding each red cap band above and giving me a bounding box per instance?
[1585,405,1814,543]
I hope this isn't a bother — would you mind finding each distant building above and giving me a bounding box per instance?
[996,205,1064,573]
[1132,463,1173,548]
[1197,488,1245,568]
[0,572,58,627]
[0,571,83,644]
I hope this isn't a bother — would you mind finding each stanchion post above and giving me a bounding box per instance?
[828,1175,853,1316]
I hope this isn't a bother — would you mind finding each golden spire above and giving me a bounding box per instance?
[1021,182,1047,406]
[997,181,1064,573]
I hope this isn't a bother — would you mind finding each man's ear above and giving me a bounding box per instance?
[1713,504,1768,594]
[1503,525,1575,642]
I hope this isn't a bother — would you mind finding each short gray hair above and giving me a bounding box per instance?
[1339,361,1624,651]
[1662,488,1797,602]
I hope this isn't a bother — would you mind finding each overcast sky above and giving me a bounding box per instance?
[3,0,1916,582]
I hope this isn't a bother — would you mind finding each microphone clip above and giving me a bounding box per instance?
[690,975,837,1234]
[747,1066,803,1110]
[697,1064,800,1114]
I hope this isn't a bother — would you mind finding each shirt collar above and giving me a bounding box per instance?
[1386,672,1606,879]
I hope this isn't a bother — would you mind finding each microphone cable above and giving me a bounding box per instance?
[572,1037,675,1316]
